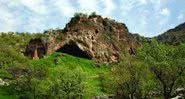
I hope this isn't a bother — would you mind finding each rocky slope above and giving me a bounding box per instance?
[157,22,185,45]
[25,14,141,63]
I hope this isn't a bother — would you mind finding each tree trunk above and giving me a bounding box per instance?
[33,87,36,99]
[163,85,169,99]
[130,93,134,99]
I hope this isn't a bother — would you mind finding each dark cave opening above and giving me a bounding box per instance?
[57,42,92,59]
[37,47,47,58]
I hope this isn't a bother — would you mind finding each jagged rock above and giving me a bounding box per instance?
[25,15,140,63]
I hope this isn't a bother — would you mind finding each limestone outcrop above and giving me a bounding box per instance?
[25,14,140,63]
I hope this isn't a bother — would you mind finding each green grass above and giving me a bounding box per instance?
[30,52,110,97]
[0,88,14,99]
[0,52,111,98]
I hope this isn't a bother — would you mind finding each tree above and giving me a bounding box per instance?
[49,67,86,99]
[0,47,28,79]
[90,12,97,17]
[4,63,51,99]
[0,44,88,98]
[0,51,51,99]
[0,46,30,98]
[138,41,185,99]
[74,12,88,18]
[110,57,149,99]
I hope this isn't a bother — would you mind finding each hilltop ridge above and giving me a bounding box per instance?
[25,13,142,63]
[157,22,185,45]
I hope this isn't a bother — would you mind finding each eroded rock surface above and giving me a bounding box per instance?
[25,15,140,63]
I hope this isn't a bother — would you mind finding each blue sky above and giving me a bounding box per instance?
[0,0,185,37]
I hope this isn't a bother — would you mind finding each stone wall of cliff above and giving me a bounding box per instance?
[25,14,140,63]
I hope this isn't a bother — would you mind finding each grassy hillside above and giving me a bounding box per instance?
[0,52,110,99]
[30,52,110,98]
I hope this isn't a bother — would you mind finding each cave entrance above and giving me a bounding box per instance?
[57,41,92,59]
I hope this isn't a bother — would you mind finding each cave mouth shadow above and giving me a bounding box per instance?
[56,42,92,59]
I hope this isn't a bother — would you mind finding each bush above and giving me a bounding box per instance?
[74,12,88,18]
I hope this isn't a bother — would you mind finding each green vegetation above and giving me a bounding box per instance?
[0,24,185,99]
[138,41,185,99]
[74,12,98,18]
[74,12,88,18]
[0,32,110,99]
[0,49,110,98]
[109,57,150,98]
[30,52,109,97]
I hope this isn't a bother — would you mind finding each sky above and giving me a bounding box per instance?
[0,0,185,37]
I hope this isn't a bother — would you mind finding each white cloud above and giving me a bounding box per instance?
[119,0,137,17]
[150,0,167,11]
[140,11,149,25]
[54,0,75,17]
[101,0,116,15]
[77,0,100,13]
[0,5,19,32]
[138,0,148,5]
[26,16,46,33]
[0,0,183,37]
[177,13,184,21]
[18,0,48,15]
[160,8,171,16]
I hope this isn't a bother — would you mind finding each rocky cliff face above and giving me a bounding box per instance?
[25,14,140,63]
[157,22,185,45]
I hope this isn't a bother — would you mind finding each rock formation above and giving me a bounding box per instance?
[157,22,185,45]
[25,14,141,63]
